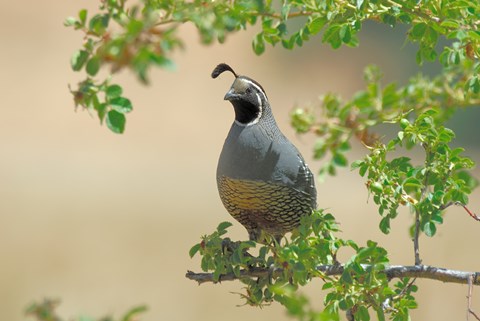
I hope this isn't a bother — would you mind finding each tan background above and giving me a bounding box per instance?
[1,2,479,321]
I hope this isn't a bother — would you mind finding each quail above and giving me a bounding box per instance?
[212,63,317,243]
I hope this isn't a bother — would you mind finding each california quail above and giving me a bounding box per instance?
[212,63,317,243]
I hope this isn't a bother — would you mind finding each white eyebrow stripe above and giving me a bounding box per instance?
[241,78,267,101]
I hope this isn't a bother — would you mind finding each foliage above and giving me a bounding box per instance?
[190,214,419,321]
[65,0,480,132]
[351,109,477,236]
[63,1,480,321]
[25,299,147,321]
[291,62,480,181]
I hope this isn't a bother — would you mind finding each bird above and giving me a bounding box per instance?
[212,63,317,243]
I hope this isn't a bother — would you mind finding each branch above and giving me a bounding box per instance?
[413,209,422,265]
[439,202,480,221]
[460,204,480,222]
[386,0,441,24]
[186,265,480,286]
[468,274,480,321]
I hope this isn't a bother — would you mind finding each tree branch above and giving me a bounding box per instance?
[186,265,480,286]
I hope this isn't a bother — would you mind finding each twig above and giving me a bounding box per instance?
[186,265,480,286]
[437,202,480,221]
[471,310,480,321]
[468,274,480,321]
[468,274,472,321]
[346,309,355,321]
[413,209,422,265]
[386,0,441,24]
[459,203,480,222]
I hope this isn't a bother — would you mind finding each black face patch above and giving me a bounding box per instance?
[230,99,260,124]
[226,78,265,125]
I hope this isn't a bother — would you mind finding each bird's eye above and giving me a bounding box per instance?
[246,87,252,94]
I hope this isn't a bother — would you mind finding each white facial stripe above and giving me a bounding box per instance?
[241,79,267,101]
[232,77,267,127]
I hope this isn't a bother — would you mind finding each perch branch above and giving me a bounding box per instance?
[186,265,480,286]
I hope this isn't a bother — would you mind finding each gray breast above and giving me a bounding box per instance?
[217,121,317,205]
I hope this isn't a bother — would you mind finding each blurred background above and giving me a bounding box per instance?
[1,2,479,321]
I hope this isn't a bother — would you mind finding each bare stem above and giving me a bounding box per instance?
[413,209,421,265]
[459,203,480,222]
[468,274,480,321]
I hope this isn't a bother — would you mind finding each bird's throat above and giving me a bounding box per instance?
[231,100,260,125]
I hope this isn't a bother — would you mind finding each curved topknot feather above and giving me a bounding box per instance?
[211,63,238,79]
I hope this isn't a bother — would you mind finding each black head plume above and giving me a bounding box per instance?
[211,63,238,79]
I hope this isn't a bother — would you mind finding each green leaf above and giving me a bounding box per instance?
[189,243,201,258]
[71,50,89,71]
[280,3,291,20]
[341,270,353,285]
[308,17,327,35]
[410,23,427,41]
[150,54,176,71]
[78,9,87,25]
[217,221,233,233]
[376,308,386,321]
[379,216,391,234]
[200,256,209,272]
[333,153,348,167]
[253,33,265,55]
[382,14,396,28]
[440,19,460,29]
[403,177,422,188]
[64,17,77,27]
[359,164,368,177]
[86,56,100,76]
[106,110,126,134]
[339,24,351,44]
[323,25,342,49]
[468,30,480,42]
[423,221,436,237]
[121,305,148,321]
[355,305,370,321]
[351,160,364,170]
[467,76,480,94]
[106,84,123,99]
[370,182,383,193]
[110,97,133,113]
[89,13,109,35]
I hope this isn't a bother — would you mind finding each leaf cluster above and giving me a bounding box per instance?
[25,299,147,321]
[66,0,480,132]
[190,211,419,321]
[291,62,480,180]
[352,109,478,236]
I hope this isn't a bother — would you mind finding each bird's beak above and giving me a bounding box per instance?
[224,88,238,101]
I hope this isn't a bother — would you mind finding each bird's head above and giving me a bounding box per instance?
[212,63,269,126]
